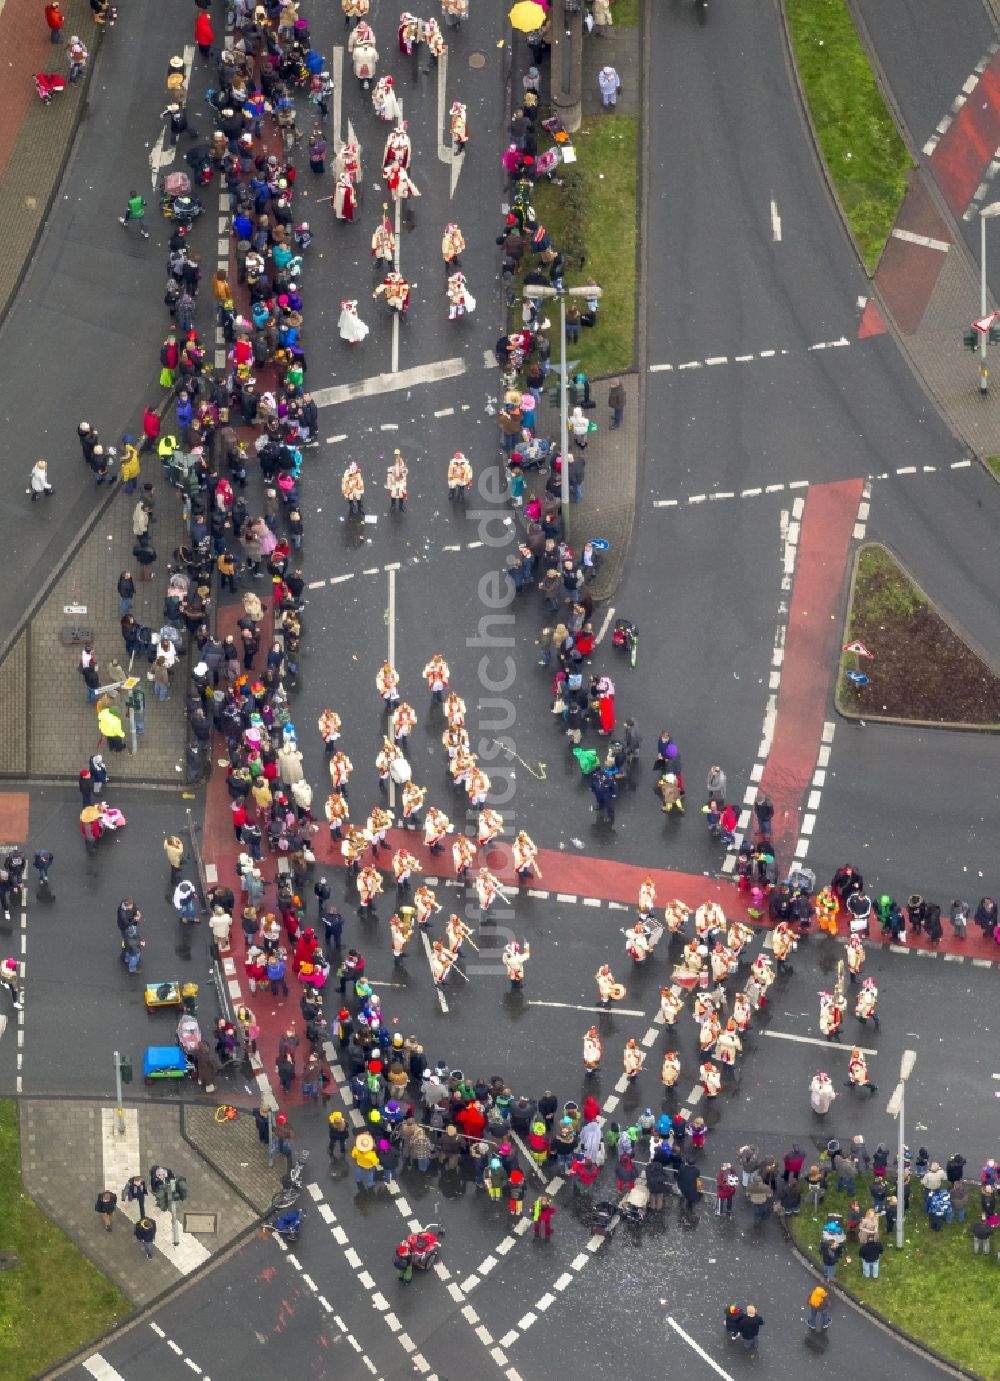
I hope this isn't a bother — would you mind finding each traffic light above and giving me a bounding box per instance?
[173,1177,188,1201]
[989,324,1000,344]
[154,1186,169,1211]
[119,1056,133,1085]
[963,329,978,351]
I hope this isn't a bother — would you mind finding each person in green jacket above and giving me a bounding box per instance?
[120,191,150,239]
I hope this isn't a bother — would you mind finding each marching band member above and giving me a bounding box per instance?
[341,460,365,515]
[414,883,441,929]
[692,990,716,1026]
[444,690,466,728]
[371,209,396,268]
[392,700,417,751]
[343,0,370,18]
[583,1025,603,1073]
[716,1017,742,1067]
[441,0,467,25]
[465,764,490,809]
[700,1060,722,1099]
[663,899,689,935]
[446,451,473,500]
[449,99,468,151]
[398,11,420,55]
[660,1050,681,1089]
[441,222,465,267]
[357,863,383,917]
[385,450,408,512]
[366,805,393,855]
[625,921,651,964]
[672,938,703,989]
[503,940,529,991]
[423,805,452,854]
[710,941,734,984]
[846,933,865,984]
[475,867,502,918]
[392,847,419,892]
[846,1048,877,1094]
[376,660,401,709]
[638,875,656,921]
[317,708,341,753]
[477,807,503,849]
[429,938,452,986]
[376,737,403,793]
[726,918,753,958]
[324,790,349,839]
[818,989,844,1042]
[422,654,450,702]
[451,833,476,880]
[854,975,880,1030]
[446,271,475,319]
[731,989,752,1032]
[809,1069,837,1115]
[596,964,619,1008]
[659,986,683,1026]
[442,722,469,762]
[771,920,797,975]
[623,1038,644,1081]
[329,749,353,796]
[334,139,362,185]
[372,74,401,122]
[333,171,357,222]
[382,123,411,175]
[390,911,411,964]
[698,1010,722,1056]
[751,952,775,995]
[512,830,538,882]
[446,912,473,957]
[386,159,420,217]
[341,824,367,875]
[422,15,446,58]
[373,270,411,313]
[694,901,726,942]
[450,746,475,788]
[401,779,427,829]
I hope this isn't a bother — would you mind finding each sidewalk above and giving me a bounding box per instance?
[19,1098,278,1307]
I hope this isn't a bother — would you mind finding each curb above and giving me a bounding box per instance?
[834,541,1000,728]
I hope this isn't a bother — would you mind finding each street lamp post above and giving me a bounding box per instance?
[886,1049,917,1250]
[978,203,1000,392]
[523,284,602,536]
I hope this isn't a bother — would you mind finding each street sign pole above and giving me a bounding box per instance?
[113,1050,126,1138]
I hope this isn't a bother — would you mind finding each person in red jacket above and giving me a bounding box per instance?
[141,405,161,453]
[195,10,214,58]
[45,1,64,42]
[455,1102,486,1142]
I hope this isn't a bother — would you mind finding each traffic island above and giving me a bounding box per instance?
[791,1183,1000,1379]
[784,0,913,271]
[837,543,1000,727]
[0,1100,129,1378]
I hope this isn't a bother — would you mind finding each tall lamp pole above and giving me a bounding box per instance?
[978,202,1000,393]
[886,1049,917,1251]
[523,284,601,539]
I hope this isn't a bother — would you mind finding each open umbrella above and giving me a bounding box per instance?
[509,0,546,31]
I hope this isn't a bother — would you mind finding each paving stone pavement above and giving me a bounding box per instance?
[581,22,640,118]
[20,1097,264,1307]
[183,1103,285,1216]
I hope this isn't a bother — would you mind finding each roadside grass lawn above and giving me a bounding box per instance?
[607,0,639,26]
[836,543,1000,724]
[786,0,913,270]
[987,455,1000,481]
[792,1182,1000,1379]
[525,114,638,378]
[0,1101,130,1379]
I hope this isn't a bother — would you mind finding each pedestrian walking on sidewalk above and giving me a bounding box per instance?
[66,34,88,81]
[598,65,620,110]
[45,0,64,42]
[122,1175,147,1218]
[119,191,149,238]
[135,1216,156,1260]
[163,836,184,894]
[608,378,626,428]
[95,1189,117,1232]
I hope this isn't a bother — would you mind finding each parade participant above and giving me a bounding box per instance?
[401,780,427,829]
[444,689,466,727]
[596,964,622,1009]
[376,660,401,709]
[815,885,839,935]
[366,805,393,856]
[450,747,475,789]
[342,824,368,875]
[809,1070,836,1115]
[421,653,449,702]
[329,749,353,796]
[372,74,401,122]
[446,271,475,319]
[386,160,420,227]
[672,938,704,989]
[623,1038,644,1081]
[351,26,378,84]
[659,986,683,1026]
[772,920,796,975]
[452,833,476,880]
[318,709,342,753]
[338,298,369,344]
[465,764,490,809]
[658,773,684,814]
[660,1050,681,1089]
[371,208,396,268]
[414,883,441,929]
[818,989,844,1042]
[333,171,357,222]
[342,461,365,516]
[423,15,445,58]
[390,911,411,965]
[446,450,473,499]
[441,222,465,268]
[846,1048,877,1095]
[375,738,403,794]
[477,807,503,849]
[429,938,453,986]
[385,450,408,512]
[583,1025,603,1073]
[750,952,775,997]
[343,0,370,18]
[442,0,467,24]
[335,140,363,185]
[854,975,880,1030]
[638,875,656,921]
[698,1010,722,1056]
[727,917,753,958]
[449,100,468,151]
[710,941,735,984]
[846,933,865,984]
[503,940,529,991]
[423,805,452,854]
[382,123,411,175]
[695,901,726,943]
[357,863,383,918]
[446,912,474,957]
[398,10,420,55]
[373,270,412,312]
[475,867,503,919]
[512,830,539,882]
[731,990,752,1033]
[700,1061,722,1099]
[392,700,417,750]
[625,920,651,964]
[663,899,689,936]
[392,847,419,892]
[716,1018,742,1068]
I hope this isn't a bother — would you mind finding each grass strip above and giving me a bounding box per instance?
[0,1101,130,1378]
[785,0,913,270]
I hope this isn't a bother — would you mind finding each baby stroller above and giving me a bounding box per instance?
[591,1200,618,1237]
[34,72,66,104]
[622,1180,649,1226]
[176,1012,201,1056]
[611,619,638,668]
[160,170,191,216]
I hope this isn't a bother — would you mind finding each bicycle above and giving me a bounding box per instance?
[271,1148,310,1211]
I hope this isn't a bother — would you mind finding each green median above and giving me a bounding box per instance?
[792,1182,1000,1379]
[0,1101,129,1378]
[785,0,913,270]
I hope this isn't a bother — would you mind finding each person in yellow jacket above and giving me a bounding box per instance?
[98,704,126,752]
[119,436,141,494]
[351,1132,380,1189]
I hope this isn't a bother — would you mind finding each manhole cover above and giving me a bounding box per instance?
[468,50,486,68]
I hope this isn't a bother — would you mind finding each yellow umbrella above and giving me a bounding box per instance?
[509,0,546,31]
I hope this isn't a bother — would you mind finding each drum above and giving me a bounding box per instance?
[390,757,412,785]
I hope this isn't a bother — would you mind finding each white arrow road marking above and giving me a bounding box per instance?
[332,45,344,151]
[149,45,195,189]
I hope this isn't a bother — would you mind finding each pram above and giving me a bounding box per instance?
[622,1180,649,1226]
[34,72,66,104]
[176,1012,201,1055]
[590,1200,618,1236]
